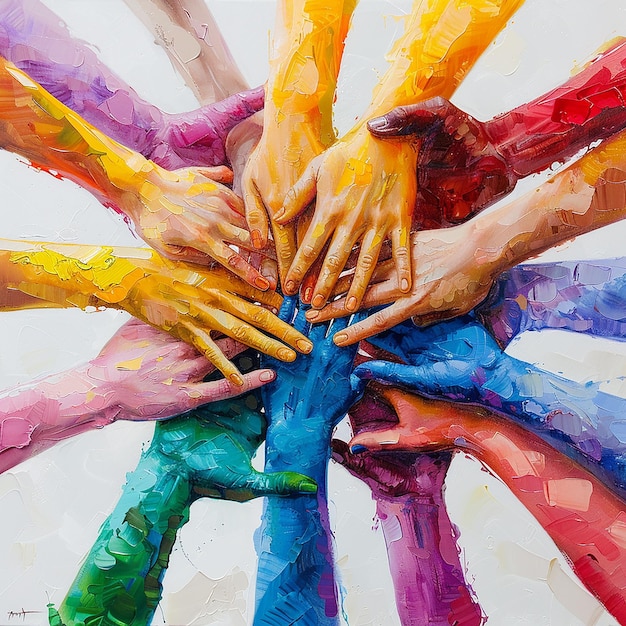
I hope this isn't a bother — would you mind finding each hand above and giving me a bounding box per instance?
[367,96,516,226]
[130,164,273,289]
[332,385,452,498]
[151,87,265,169]
[88,319,276,421]
[308,220,500,345]
[275,127,417,310]
[156,391,318,503]
[260,296,365,469]
[97,253,313,383]
[242,114,326,282]
[351,317,513,403]
[346,386,494,454]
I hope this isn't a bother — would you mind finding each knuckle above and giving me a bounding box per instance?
[372,311,389,330]
[325,255,342,271]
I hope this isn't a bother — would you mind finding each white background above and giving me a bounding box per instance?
[1,1,626,624]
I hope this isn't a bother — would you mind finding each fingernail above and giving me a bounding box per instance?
[274,208,285,221]
[334,332,348,345]
[229,373,244,386]
[277,347,296,361]
[259,370,275,382]
[306,310,320,321]
[368,116,388,131]
[350,444,368,454]
[303,286,313,302]
[400,278,410,292]
[296,339,313,353]
[285,280,296,294]
[346,296,357,312]
[312,294,326,308]
[297,479,318,493]
[255,276,270,290]
[251,229,263,249]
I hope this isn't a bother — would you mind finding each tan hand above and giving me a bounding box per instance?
[276,128,417,310]
[242,114,326,282]
[307,220,497,345]
[129,165,272,290]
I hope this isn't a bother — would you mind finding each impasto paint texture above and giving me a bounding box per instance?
[2,0,626,625]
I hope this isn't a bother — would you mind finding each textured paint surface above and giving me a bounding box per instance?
[1,1,614,615]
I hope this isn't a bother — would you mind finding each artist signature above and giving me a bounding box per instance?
[6,609,43,621]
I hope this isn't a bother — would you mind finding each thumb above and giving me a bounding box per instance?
[348,427,404,453]
[367,96,458,138]
[247,470,318,497]
[352,360,417,387]
[274,158,319,224]
[209,86,266,136]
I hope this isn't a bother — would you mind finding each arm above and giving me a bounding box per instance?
[277,0,525,310]
[254,298,362,624]
[0,320,275,473]
[365,38,626,225]
[332,387,483,625]
[0,54,272,284]
[242,0,357,281]
[347,388,626,623]
[481,259,626,346]
[0,238,312,380]
[122,0,249,105]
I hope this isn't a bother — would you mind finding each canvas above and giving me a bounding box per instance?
[0,0,626,624]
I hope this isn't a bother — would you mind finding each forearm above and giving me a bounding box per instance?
[58,447,192,626]
[482,259,626,346]
[453,414,626,622]
[357,0,524,125]
[0,0,164,155]
[0,55,159,214]
[0,241,154,310]
[471,132,626,274]
[256,415,337,625]
[372,454,483,625]
[487,38,626,177]
[266,0,356,147]
[123,0,248,105]
[0,365,119,473]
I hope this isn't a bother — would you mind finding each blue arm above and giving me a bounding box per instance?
[255,297,363,626]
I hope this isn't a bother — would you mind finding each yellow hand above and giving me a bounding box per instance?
[2,241,312,381]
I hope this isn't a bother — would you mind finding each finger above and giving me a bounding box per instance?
[197,165,234,185]
[219,223,254,249]
[283,219,335,296]
[274,160,319,224]
[181,368,276,405]
[366,97,451,138]
[391,226,412,294]
[348,427,405,452]
[343,229,384,312]
[204,239,272,291]
[271,221,298,288]
[306,276,399,323]
[332,301,415,346]
[161,243,215,266]
[300,253,325,303]
[352,361,416,387]
[217,295,313,354]
[310,228,358,308]
[175,321,244,384]
[242,175,270,248]
[206,269,283,309]
[260,256,278,291]
[247,470,317,496]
